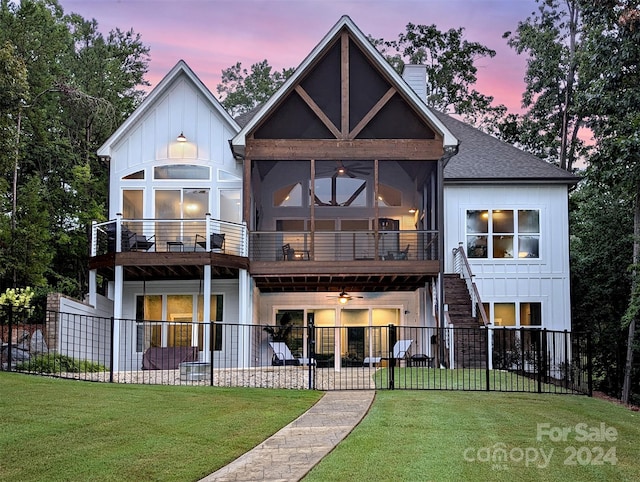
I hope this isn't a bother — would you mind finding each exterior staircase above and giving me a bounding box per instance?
[444,273,486,368]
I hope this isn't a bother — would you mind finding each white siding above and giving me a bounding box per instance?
[108,74,242,218]
[444,184,571,330]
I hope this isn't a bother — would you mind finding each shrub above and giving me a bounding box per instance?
[15,354,105,373]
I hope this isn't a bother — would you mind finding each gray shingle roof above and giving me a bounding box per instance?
[234,105,262,129]
[433,110,578,184]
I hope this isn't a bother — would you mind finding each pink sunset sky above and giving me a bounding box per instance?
[56,0,540,114]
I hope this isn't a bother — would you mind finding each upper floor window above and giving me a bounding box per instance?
[218,170,241,182]
[378,184,402,207]
[466,209,540,259]
[274,183,303,207]
[154,165,209,180]
[314,177,366,207]
[123,170,144,180]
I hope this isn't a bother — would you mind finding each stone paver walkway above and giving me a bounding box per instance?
[200,390,375,482]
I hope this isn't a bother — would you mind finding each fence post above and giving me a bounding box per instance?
[564,330,569,390]
[537,329,544,394]
[7,305,13,371]
[388,324,396,390]
[520,328,526,377]
[485,327,490,391]
[587,332,593,397]
[542,328,548,385]
[109,316,115,383]
[307,319,315,390]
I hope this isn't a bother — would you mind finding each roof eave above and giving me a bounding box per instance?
[444,177,580,185]
[97,60,240,157]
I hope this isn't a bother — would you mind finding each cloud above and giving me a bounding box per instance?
[58,0,535,112]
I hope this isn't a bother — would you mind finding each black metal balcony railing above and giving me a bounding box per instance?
[91,216,248,257]
[249,230,438,262]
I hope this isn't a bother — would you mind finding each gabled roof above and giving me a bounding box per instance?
[231,15,458,150]
[97,60,240,157]
[434,111,579,184]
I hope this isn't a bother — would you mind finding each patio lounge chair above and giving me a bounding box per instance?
[195,233,225,252]
[128,233,155,251]
[385,244,410,260]
[269,341,300,366]
[392,339,413,365]
[282,243,310,260]
[109,225,136,252]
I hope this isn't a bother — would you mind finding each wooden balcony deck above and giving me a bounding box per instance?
[249,230,440,291]
[89,221,440,290]
[250,258,439,292]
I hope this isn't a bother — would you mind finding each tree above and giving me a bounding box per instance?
[52,14,149,296]
[376,23,506,126]
[501,0,587,171]
[0,41,28,254]
[570,180,633,396]
[579,0,640,404]
[0,0,149,297]
[217,60,294,117]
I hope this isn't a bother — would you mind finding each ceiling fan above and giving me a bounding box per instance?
[315,161,371,178]
[326,288,364,304]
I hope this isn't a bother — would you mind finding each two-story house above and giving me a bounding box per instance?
[83,16,577,372]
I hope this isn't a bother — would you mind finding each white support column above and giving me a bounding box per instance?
[89,269,97,307]
[112,264,123,372]
[202,265,212,362]
[238,269,252,367]
[205,213,212,250]
[115,213,123,252]
[90,221,98,257]
[89,219,98,307]
[335,308,342,372]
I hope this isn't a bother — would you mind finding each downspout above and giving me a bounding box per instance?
[438,145,458,368]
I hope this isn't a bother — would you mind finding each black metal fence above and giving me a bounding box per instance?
[1,311,591,395]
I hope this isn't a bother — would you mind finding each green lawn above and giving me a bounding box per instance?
[373,368,585,393]
[304,391,640,481]
[0,372,322,481]
[2,372,638,482]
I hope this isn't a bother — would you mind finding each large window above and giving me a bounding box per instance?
[123,189,143,234]
[274,183,303,207]
[314,177,367,207]
[466,209,540,259]
[136,293,224,352]
[154,165,209,180]
[492,302,542,328]
[275,310,305,357]
[155,188,209,245]
[198,295,224,351]
[491,302,543,371]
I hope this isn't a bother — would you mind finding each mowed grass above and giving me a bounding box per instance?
[3,372,639,482]
[0,372,322,481]
[373,368,584,393]
[305,391,640,482]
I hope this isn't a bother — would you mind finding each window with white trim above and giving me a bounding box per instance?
[492,302,542,327]
[466,209,540,259]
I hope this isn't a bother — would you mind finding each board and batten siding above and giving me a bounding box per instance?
[444,184,571,331]
[108,74,241,219]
